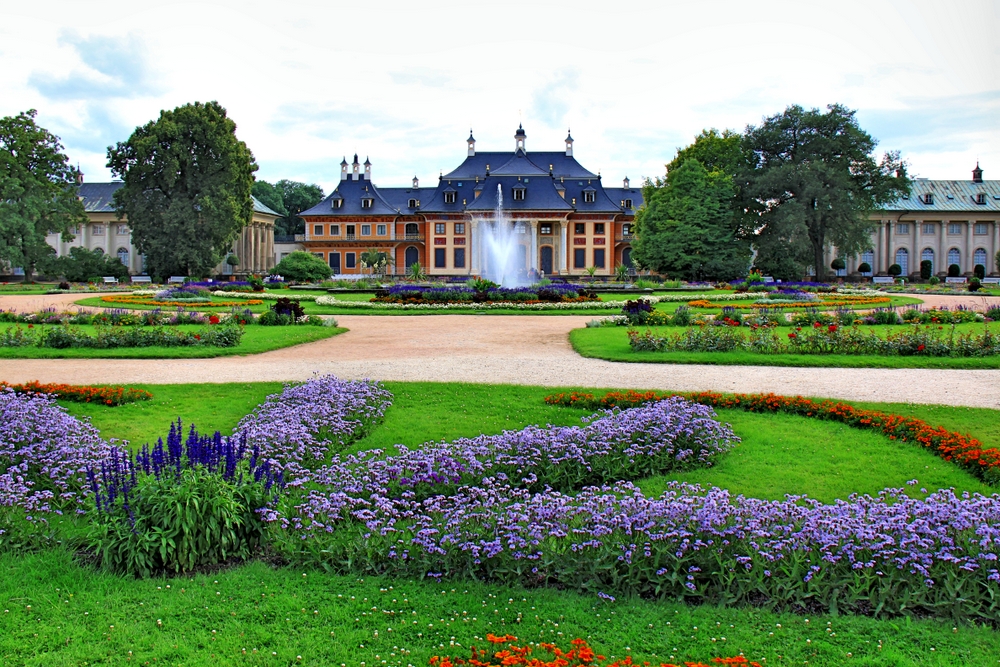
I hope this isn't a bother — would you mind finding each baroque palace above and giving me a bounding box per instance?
[29,127,999,281]
[298,125,643,277]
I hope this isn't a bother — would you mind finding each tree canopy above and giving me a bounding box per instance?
[740,104,910,281]
[0,110,86,281]
[253,179,324,236]
[42,246,129,282]
[107,101,257,279]
[631,158,750,282]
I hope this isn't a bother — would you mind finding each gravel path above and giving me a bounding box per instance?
[1,293,998,408]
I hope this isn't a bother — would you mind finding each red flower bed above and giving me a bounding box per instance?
[432,635,759,667]
[0,381,152,406]
[545,390,1000,483]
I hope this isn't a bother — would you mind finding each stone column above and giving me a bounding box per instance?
[994,221,1000,274]
[914,220,922,276]
[939,220,947,275]
[873,221,883,273]
[470,220,479,274]
[560,224,568,273]
[885,221,893,272]
[966,221,975,274]
[529,220,538,273]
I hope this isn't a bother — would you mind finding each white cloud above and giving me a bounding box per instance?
[0,0,996,191]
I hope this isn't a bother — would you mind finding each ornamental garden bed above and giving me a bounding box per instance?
[3,380,999,665]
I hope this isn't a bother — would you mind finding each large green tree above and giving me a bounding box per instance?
[107,101,257,278]
[0,110,86,281]
[253,179,324,236]
[740,104,910,281]
[631,158,750,281]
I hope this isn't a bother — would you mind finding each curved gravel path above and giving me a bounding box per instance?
[0,293,998,408]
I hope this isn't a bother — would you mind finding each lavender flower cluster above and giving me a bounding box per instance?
[0,389,112,516]
[282,397,738,529]
[233,375,394,481]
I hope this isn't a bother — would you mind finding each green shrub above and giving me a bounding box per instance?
[270,251,332,282]
[830,258,846,271]
[888,263,902,277]
[0,324,243,349]
[969,277,982,293]
[986,306,1000,321]
[920,259,933,280]
[42,246,130,282]
[929,275,940,285]
[671,306,691,326]
[870,308,902,325]
[948,263,961,277]
[974,264,986,280]
[857,262,871,274]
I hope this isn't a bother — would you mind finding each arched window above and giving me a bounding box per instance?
[921,248,934,274]
[859,250,874,275]
[404,246,419,269]
[404,223,419,239]
[622,247,633,270]
[117,247,129,267]
[948,248,961,268]
[894,248,909,276]
[974,248,987,270]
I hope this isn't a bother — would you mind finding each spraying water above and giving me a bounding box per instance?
[479,184,528,287]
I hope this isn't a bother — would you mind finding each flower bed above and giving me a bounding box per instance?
[100,294,263,307]
[0,307,211,326]
[0,381,151,406]
[437,635,760,667]
[0,323,244,349]
[627,322,1000,357]
[212,290,318,302]
[373,284,598,305]
[544,390,1000,484]
[0,390,112,514]
[687,293,890,310]
[313,297,665,311]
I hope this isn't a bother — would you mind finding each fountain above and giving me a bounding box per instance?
[478,184,529,287]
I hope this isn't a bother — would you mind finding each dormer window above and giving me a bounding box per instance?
[922,193,934,205]
[361,198,373,209]
[409,198,419,208]
[444,192,456,204]
[584,191,595,203]
[623,199,633,209]
[512,187,525,201]
[976,193,987,205]
[333,199,343,209]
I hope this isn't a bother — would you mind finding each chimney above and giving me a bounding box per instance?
[973,162,984,183]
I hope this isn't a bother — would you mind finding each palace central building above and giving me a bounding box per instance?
[299,126,643,277]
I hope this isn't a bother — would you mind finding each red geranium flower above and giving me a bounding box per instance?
[813,321,822,328]
[208,315,220,325]
[788,332,797,339]
[27,324,33,328]
[194,334,201,340]
[917,344,926,352]
[828,324,837,332]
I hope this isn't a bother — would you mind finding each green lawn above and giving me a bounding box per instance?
[0,324,346,358]
[571,323,1000,368]
[8,380,994,666]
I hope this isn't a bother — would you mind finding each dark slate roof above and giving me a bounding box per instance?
[558,177,625,213]
[78,182,123,212]
[77,181,280,217]
[379,187,427,213]
[300,177,398,216]
[490,150,550,176]
[444,151,596,179]
[602,186,644,215]
[464,176,574,212]
[882,179,1000,213]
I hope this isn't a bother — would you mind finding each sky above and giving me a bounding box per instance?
[1,0,997,195]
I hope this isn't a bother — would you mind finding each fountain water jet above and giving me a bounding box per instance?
[478,184,529,287]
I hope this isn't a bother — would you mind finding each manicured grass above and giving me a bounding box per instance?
[11,381,1000,666]
[0,324,346,358]
[570,324,1000,368]
[63,381,998,502]
[3,549,998,667]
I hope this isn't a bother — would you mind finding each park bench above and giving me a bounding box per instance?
[167,276,187,284]
[872,276,895,284]
[945,277,968,284]
[130,275,152,284]
[102,276,118,285]
[982,277,1000,285]
[762,276,774,283]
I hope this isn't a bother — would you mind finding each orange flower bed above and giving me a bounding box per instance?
[100,295,262,307]
[545,390,1000,482]
[0,381,152,406]
[432,635,760,667]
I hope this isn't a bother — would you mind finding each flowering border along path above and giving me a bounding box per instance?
[545,390,1000,485]
[0,381,151,405]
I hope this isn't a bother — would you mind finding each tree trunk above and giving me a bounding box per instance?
[812,242,825,283]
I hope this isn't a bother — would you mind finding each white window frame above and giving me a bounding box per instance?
[92,224,105,236]
[974,223,988,235]
[948,223,962,235]
[435,223,446,234]
[376,224,387,236]
[896,223,910,234]
[361,199,372,209]
[314,224,324,236]
[444,192,456,204]
[331,225,340,236]
[361,224,371,236]
[455,223,465,234]
[584,191,595,203]
[116,224,129,235]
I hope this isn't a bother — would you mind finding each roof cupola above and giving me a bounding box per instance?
[623,176,630,189]
[351,154,360,180]
[514,124,526,152]
[973,162,984,183]
[412,175,419,188]
[340,157,349,181]
[467,129,476,157]
[364,156,371,180]
[565,129,573,157]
